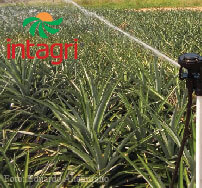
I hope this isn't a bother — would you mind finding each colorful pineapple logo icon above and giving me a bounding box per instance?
[23,12,63,39]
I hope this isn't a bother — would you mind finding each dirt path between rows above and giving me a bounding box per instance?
[134,7,202,12]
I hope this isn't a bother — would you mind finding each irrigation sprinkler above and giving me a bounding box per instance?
[179,53,202,188]
[171,53,202,188]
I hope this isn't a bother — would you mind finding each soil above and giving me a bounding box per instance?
[134,7,202,12]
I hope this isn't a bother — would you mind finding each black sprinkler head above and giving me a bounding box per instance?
[178,53,202,96]
[178,53,202,80]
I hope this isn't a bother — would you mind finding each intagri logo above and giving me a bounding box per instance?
[23,12,63,39]
[6,12,78,65]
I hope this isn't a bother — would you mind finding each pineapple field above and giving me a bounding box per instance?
[0,1,201,187]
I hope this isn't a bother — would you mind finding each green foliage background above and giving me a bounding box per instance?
[0,3,201,187]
